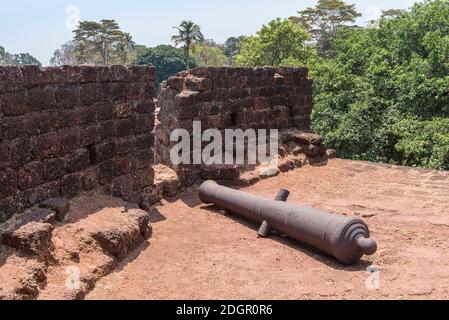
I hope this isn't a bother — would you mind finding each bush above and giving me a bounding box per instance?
[311,0,449,169]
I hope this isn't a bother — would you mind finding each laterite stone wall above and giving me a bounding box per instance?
[0,65,156,222]
[155,67,314,187]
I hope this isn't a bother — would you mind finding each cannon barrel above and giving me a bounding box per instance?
[199,180,377,265]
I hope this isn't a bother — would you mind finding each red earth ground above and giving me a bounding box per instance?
[85,159,449,300]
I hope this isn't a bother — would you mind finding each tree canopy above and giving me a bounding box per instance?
[291,0,361,57]
[134,45,197,84]
[71,19,138,65]
[192,44,228,67]
[12,53,42,67]
[234,18,315,67]
[223,36,246,63]
[311,0,449,169]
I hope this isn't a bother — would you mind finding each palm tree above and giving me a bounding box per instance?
[172,20,204,69]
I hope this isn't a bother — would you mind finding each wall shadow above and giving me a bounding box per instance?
[163,185,203,208]
[148,207,167,223]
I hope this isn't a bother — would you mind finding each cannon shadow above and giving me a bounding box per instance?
[200,204,373,272]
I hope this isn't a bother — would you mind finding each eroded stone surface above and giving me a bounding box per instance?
[0,244,47,300]
[0,222,54,258]
[0,194,152,300]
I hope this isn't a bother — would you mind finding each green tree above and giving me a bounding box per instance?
[393,117,449,169]
[0,46,41,66]
[116,32,136,64]
[192,45,228,67]
[291,0,361,57]
[172,20,204,69]
[134,45,197,84]
[234,18,315,67]
[12,53,42,67]
[73,19,125,64]
[224,36,246,64]
[311,0,449,169]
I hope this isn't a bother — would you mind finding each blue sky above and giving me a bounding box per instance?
[0,0,418,65]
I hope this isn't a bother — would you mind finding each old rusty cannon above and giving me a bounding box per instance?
[199,180,377,265]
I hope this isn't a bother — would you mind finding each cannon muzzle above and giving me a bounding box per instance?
[199,180,377,265]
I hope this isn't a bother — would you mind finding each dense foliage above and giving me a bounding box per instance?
[234,19,315,67]
[134,45,197,84]
[192,44,228,67]
[223,36,246,64]
[311,0,449,169]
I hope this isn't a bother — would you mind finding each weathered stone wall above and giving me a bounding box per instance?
[0,65,156,223]
[155,67,315,188]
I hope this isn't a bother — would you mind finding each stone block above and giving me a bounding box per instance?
[90,141,117,163]
[42,158,65,181]
[0,169,17,197]
[18,162,44,191]
[0,222,54,258]
[66,149,90,173]
[115,119,132,137]
[82,167,99,192]
[33,131,62,159]
[61,173,83,198]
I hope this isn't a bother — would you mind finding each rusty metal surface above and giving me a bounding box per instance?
[199,180,377,265]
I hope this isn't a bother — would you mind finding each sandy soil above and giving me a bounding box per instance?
[87,159,449,300]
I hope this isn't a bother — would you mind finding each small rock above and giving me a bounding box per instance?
[303,144,321,157]
[362,213,377,218]
[127,209,152,239]
[91,228,128,259]
[259,167,280,178]
[40,198,70,222]
[0,222,54,258]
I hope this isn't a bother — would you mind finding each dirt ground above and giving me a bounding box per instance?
[87,159,449,300]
